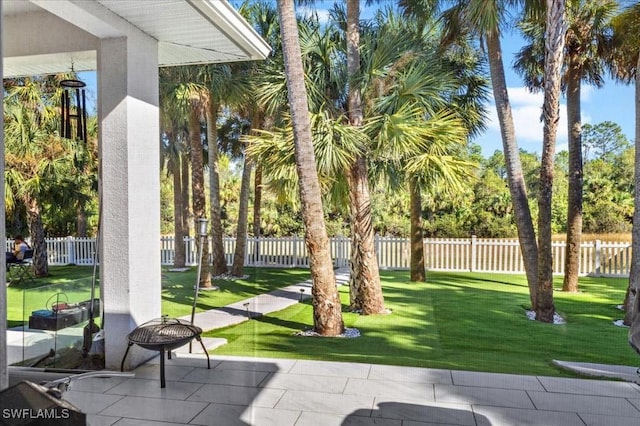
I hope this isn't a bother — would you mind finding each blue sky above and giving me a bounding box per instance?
[81,1,636,158]
[300,1,636,157]
[492,34,635,158]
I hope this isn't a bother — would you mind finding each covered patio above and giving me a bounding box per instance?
[1,0,270,389]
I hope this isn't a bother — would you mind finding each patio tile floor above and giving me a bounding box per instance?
[59,354,640,425]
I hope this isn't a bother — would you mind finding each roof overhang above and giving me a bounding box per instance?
[2,0,271,77]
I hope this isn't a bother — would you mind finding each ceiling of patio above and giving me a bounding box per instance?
[2,0,270,77]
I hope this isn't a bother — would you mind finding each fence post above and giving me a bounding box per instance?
[67,236,75,265]
[293,236,298,268]
[470,235,477,272]
[594,240,601,277]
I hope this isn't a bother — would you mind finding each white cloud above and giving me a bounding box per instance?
[486,87,569,149]
[581,85,594,101]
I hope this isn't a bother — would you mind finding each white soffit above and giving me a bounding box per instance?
[96,0,271,65]
[3,0,270,77]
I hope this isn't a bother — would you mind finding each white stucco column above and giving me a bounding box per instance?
[98,34,161,370]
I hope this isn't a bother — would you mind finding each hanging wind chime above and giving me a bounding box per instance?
[60,72,88,142]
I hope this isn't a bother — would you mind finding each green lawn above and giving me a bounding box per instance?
[208,270,639,377]
[7,265,310,328]
[7,266,100,328]
[8,266,637,378]
[160,267,310,317]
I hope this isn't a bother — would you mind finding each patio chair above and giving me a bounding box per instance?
[8,249,35,285]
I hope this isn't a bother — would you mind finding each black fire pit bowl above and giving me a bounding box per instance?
[120,317,210,388]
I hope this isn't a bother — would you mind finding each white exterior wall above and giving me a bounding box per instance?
[98,35,161,370]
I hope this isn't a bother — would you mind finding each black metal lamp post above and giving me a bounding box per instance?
[189,218,208,353]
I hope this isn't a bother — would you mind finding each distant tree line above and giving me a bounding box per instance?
[159,120,632,240]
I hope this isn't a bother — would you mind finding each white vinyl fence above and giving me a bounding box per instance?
[8,236,632,277]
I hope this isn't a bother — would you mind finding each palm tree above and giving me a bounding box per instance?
[4,77,81,276]
[361,11,488,281]
[167,69,213,288]
[516,0,616,294]
[294,0,386,314]
[535,0,567,323]
[343,0,387,315]
[609,1,640,325]
[240,1,282,262]
[231,154,253,276]
[402,0,541,310]
[160,67,189,267]
[202,63,252,277]
[276,0,345,335]
[187,89,212,288]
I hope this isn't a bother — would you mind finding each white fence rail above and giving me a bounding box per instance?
[7,236,632,277]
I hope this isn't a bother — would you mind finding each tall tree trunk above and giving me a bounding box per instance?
[348,157,385,314]
[252,115,271,263]
[536,0,566,323]
[181,151,191,262]
[189,105,212,288]
[207,101,229,276]
[409,179,426,282]
[277,0,344,335]
[625,50,640,325]
[231,156,253,276]
[486,30,539,308]
[346,0,385,315]
[563,64,582,293]
[25,197,48,277]
[253,164,263,261]
[77,203,87,237]
[171,152,186,267]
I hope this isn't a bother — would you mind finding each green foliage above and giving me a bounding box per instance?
[4,75,98,238]
[582,121,632,162]
[583,156,634,233]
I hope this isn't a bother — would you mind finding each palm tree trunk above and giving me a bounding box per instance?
[206,101,229,276]
[409,179,426,282]
[76,203,87,237]
[25,197,48,277]
[486,30,539,309]
[563,65,582,293]
[231,155,253,276]
[625,50,640,325]
[253,164,263,261]
[189,105,212,288]
[348,157,385,314]
[537,0,566,323]
[277,0,344,335]
[346,0,385,315]
[181,151,191,262]
[171,153,186,267]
